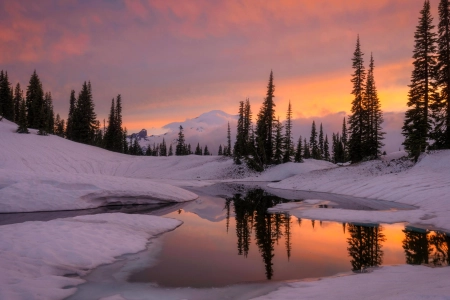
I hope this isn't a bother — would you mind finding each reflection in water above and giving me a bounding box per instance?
[403,227,450,266]
[226,189,291,279]
[346,224,385,272]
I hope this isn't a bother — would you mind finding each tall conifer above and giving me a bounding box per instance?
[256,71,276,164]
[26,70,45,129]
[403,0,438,160]
[283,100,294,162]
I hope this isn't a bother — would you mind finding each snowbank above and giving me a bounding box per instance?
[0,213,181,300]
[252,265,450,300]
[269,150,450,231]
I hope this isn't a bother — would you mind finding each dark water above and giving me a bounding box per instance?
[127,186,449,288]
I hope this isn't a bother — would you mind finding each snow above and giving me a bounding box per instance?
[0,213,181,300]
[252,265,450,300]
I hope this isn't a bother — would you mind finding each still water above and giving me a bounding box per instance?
[127,186,449,288]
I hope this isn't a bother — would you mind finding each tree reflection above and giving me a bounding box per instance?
[402,227,450,266]
[347,224,385,272]
[226,189,291,279]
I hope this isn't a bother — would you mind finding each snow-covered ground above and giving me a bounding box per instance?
[0,213,181,300]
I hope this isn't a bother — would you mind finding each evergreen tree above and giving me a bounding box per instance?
[160,138,167,156]
[256,71,276,165]
[204,145,210,156]
[342,117,348,162]
[168,143,173,156]
[310,121,320,159]
[104,98,116,151]
[176,125,186,155]
[294,136,303,163]
[0,71,14,121]
[123,128,129,154]
[303,138,311,159]
[403,0,438,160]
[66,90,77,140]
[433,0,450,148]
[145,145,152,156]
[44,92,54,134]
[72,82,97,144]
[195,143,202,155]
[318,123,324,159]
[348,35,367,163]
[243,98,252,152]
[115,94,123,152]
[226,121,232,156]
[37,103,48,136]
[273,117,283,164]
[26,70,45,129]
[323,134,330,161]
[13,83,23,122]
[218,144,223,155]
[283,100,294,163]
[234,100,245,159]
[365,54,385,157]
[16,97,29,133]
[54,113,65,137]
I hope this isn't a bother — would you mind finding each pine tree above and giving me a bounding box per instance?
[66,90,77,140]
[294,136,303,163]
[218,144,223,155]
[310,121,320,159]
[16,97,29,134]
[72,82,97,144]
[104,98,117,151]
[26,70,45,129]
[283,100,294,163]
[115,94,123,152]
[204,145,210,155]
[44,92,54,134]
[13,83,23,123]
[256,70,276,165]
[318,123,324,159]
[323,134,330,161]
[342,117,348,162]
[303,138,311,159]
[176,125,186,155]
[160,138,167,156]
[273,117,283,164]
[348,35,367,163]
[0,71,14,121]
[433,0,450,148]
[243,98,252,152]
[123,128,128,154]
[195,143,202,155]
[145,145,152,156]
[365,54,385,157]
[234,100,245,159]
[403,0,438,160]
[168,143,173,156]
[226,121,232,156]
[37,103,48,136]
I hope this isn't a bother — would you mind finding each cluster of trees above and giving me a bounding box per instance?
[0,70,56,135]
[403,0,450,160]
[347,37,385,163]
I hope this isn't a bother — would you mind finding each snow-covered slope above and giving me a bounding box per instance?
[269,151,450,231]
[0,213,181,300]
[131,110,238,155]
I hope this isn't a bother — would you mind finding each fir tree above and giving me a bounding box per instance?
[13,83,23,123]
[54,114,65,137]
[310,121,320,159]
[294,136,303,163]
[283,100,294,163]
[72,82,97,144]
[218,144,223,155]
[115,94,123,152]
[0,71,14,121]
[318,123,324,159]
[160,138,167,156]
[303,138,311,159]
[168,143,173,156]
[365,54,385,157]
[37,103,48,136]
[66,90,77,140]
[26,70,45,129]
[16,97,29,134]
[243,98,252,152]
[348,35,367,163]
[176,125,186,155]
[234,100,245,159]
[104,98,116,151]
[204,145,210,156]
[273,117,283,164]
[44,92,54,134]
[403,0,438,160]
[145,145,152,156]
[227,122,232,156]
[123,128,129,154]
[342,117,348,162]
[256,70,276,165]
[433,0,450,148]
[195,143,202,155]
[323,134,330,161]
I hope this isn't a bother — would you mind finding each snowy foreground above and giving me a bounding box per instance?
[2,119,450,299]
[0,213,181,300]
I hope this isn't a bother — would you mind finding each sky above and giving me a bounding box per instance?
[0,0,432,135]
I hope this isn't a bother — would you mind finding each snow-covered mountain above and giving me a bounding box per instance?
[130,110,238,155]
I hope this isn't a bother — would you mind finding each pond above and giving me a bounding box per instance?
[126,185,449,289]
